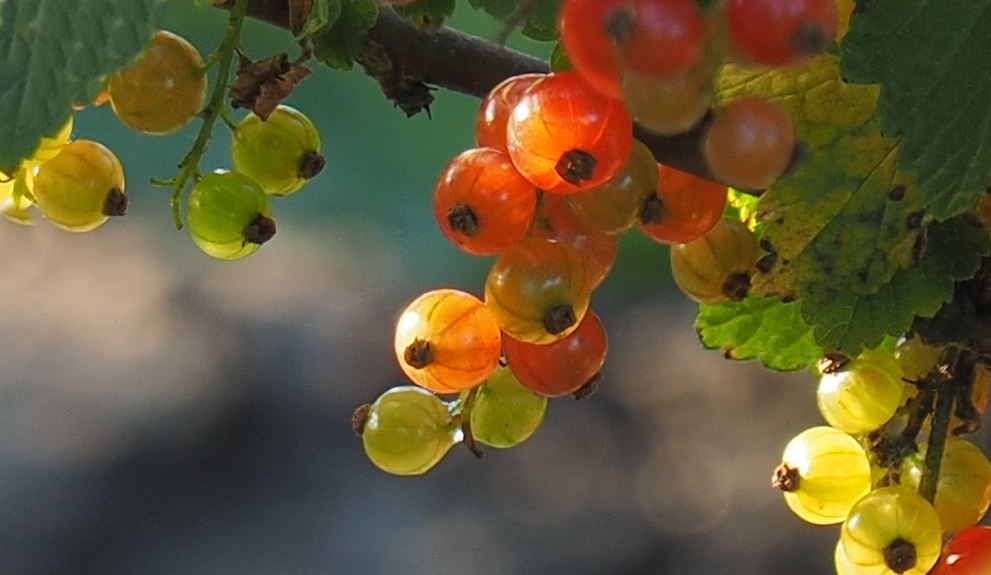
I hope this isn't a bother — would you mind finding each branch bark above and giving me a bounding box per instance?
[226,0,715,181]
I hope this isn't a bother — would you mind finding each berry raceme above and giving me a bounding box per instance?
[108,30,208,135]
[231,105,325,197]
[186,170,276,260]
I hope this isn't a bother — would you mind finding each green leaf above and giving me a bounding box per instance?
[467,0,561,42]
[549,42,571,72]
[840,1,991,220]
[312,0,378,70]
[296,0,343,39]
[0,0,165,173]
[393,0,456,29]
[804,218,991,354]
[696,297,821,372]
[715,56,938,354]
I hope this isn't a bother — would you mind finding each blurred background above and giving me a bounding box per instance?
[1,3,987,574]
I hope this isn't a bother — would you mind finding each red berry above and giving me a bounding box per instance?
[702,96,796,190]
[507,72,633,194]
[476,74,545,153]
[727,0,838,67]
[532,194,618,290]
[638,163,727,244]
[433,148,538,256]
[612,0,706,78]
[558,0,628,99]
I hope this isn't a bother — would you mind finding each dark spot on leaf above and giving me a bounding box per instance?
[906,210,925,229]
[888,185,906,201]
[756,253,777,274]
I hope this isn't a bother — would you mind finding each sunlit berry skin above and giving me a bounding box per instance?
[187,171,275,260]
[613,0,706,78]
[900,438,991,534]
[231,105,324,196]
[507,72,633,194]
[107,30,207,135]
[727,0,838,68]
[432,148,537,256]
[638,163,727,244]
[558,0,627,99]
[669,217,760,304]
[503,309,607,398]
[31,140,127,233]
[703,96,796,190]
[485,237,590,345]
[469,365,548,448]
[841,486,943,575]
[565,138,658,235]
[531,194,618,290]
[929,526,991,575]
[394,289,503,395]
[361,386,455,476]
[476,74,544,153]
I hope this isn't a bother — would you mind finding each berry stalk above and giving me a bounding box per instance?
[155,0,250,229]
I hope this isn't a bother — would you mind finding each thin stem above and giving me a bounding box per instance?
[920,380,955,504]
[158,0,250,230]
[453,386,484,459]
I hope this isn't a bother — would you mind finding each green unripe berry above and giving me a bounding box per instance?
[187,171,276,260]
[231,105,325,196]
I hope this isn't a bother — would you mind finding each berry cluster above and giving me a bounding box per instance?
[2,30,325,260]
[774,340,991,575]
[352,0,841,473]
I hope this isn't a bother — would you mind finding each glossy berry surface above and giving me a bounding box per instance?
[361,386,455,476]
[507,72,633,194]
[639,163,727,244]
[432,147,537,255]
[231,105,324,196]
[703,96,796,190]
[476,74,544,152]
[32,140,127,233]
[612,0,706,78]
[929,526,991,575]
[727,0,838,67]
[503,309,607,398]
[485,237,590,344]
[107,30,207,135]
[900,438,991,534]
[531,194,618,290]
[817,349,905,434]
[773,426,871,525]
[669,217,760,304]
[558,0,626,99]
[394,289,503,395]
[565,138,658,235]
[841,486,942,575]
[469,365,548,448]
[186,170,275,260]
